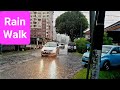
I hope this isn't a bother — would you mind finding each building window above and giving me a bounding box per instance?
[34,18,37,20]
[47,12,49,14]
[38,12,41,14]
[43,15,45,17]
[34,12,37,14]
[38,15,41,17]
[47,15,49,17]
[34,25,36,27]
[33,22,37,24]
[43,12,45,14]
[47,25,50,27]
[34,15,36,17]
[38,19,41,21]
[38,25,41,27]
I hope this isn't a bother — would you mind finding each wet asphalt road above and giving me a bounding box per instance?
[0,45,83,79]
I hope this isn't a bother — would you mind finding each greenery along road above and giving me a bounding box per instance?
[73,68,120,79]
[55,11,88,41]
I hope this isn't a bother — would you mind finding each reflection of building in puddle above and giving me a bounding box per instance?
[39,59,44,72]
[49,60,57,79]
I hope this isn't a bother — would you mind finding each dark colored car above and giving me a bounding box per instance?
[67,42,76,52]
[59,43,65,49]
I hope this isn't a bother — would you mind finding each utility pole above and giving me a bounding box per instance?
[90,11,105,79]
[86,11,96,79]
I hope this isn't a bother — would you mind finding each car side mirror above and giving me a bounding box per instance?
[111,51,117,54]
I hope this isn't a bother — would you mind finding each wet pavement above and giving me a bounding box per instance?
[0,45,83,79]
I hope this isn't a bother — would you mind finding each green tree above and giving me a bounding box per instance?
[74,38,90,54]
[103,32,113,45]
[55,11,88,41]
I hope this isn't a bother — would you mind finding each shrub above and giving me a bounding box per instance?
[103,32,113,45]
[74,38,90,54]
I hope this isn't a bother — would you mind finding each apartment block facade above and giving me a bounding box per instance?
[30,11,54,44]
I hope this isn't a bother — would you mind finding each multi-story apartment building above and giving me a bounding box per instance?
[30,11,54,44]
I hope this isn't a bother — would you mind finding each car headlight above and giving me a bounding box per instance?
[51,49,56,53]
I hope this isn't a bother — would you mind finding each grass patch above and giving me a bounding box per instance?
[73,68,120,79]
[99,70,120,79]
[73,68,90,79]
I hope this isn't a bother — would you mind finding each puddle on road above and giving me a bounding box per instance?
[0,47,82,79]
[37,56,67,79]
[49,60,57,79]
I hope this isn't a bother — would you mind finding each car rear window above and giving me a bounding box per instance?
[68,43,75,46]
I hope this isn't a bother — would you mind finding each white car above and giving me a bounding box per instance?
[41,42,59,57]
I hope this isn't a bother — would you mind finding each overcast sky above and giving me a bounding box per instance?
[53,11,120,28]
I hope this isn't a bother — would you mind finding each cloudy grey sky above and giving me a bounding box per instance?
[53,11,120,28]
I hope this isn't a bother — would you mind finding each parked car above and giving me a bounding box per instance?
[82,45,120,70]
[41,42,59,57]
[59,43,65,49]
[67,42,76,52]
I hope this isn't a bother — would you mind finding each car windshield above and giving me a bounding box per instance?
[44,42,57,47]
[102,46,112,54]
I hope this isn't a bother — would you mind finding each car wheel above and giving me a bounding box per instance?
[103,61,110,70]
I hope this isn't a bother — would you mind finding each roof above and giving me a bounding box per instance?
[83,21,120,34]
[104,21,120,31]
[84,30,90,34]
[83,28,89,33]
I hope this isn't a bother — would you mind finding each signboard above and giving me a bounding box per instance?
[0,11,30,45]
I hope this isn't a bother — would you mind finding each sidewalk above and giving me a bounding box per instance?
[0,49,41,67]
[0,49,40,58]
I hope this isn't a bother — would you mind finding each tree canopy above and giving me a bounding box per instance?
[55,11,88,41]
